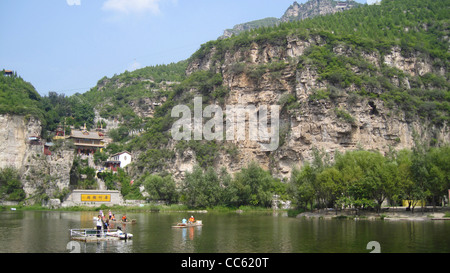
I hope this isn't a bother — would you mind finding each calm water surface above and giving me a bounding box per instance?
[0,210,449,253]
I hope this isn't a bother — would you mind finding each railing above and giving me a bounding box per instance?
[70,228,119,238]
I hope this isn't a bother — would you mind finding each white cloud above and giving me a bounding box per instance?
[66,0,81,6]
[102,0,161,15]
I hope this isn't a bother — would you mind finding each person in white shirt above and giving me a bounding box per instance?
[96,215,103,237]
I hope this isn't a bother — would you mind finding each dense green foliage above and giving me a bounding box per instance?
[125,163,287,209]
[289,145,450,213]
[0,167,26,202]
[182,166,230,208]
[142,173,178,203]
[0,71,44,120]
[181,163,285,209]
[69,158,98,190]
[40,92,96,135]
[175,140,220,169]
[175,70,224,99]
[96,168,142,200]
[0,72,97,139]
[82,61,187,122]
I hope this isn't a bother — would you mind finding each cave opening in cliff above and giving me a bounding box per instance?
[368,101,379,116]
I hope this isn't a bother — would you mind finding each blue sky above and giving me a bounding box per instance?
[0,0,367,96]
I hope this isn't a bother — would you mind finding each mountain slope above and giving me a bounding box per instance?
[222,17,280,39]
[220,0,363,39]
[85,0,448,181]
[192,0,447,174]
[0,70,44,120]
[2,0,448,206]
[281,0,362,22]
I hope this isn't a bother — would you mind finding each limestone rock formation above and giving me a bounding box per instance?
[182,35,448,179]
[0,114,75,203]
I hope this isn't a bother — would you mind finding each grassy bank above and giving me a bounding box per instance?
[0,204,279,214]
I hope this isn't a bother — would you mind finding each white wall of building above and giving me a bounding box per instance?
[112,152,132,168]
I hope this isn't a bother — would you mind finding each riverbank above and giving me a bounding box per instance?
[4,204,449,221]
[0,204,275,214]
[296,207,450,221]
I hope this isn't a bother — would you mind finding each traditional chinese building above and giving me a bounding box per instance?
[110,151,132,168]
[28,136,41,145]
[69,128,105,155]
[336,1,348,10]
[44,142,54,156]
[3,70,13,76]
[105,161,120,172]
[105,151,132,172]
[53,126,66,140]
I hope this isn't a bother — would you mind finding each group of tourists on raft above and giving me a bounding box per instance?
[96,209,129,234]
[180,215,196,225]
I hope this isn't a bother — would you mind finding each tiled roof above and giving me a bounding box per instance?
[70,130,104,140]
[111,151,132,157]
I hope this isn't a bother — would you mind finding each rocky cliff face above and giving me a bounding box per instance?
[183,35,449,179]
[0,115,41,170]
[221,18,280,39]
[20,141,75,202]
[0,114,75,203]
[281,0,361,22]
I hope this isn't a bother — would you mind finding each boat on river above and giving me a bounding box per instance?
[106,229,133,239]
[172,220,203,228]
[70,228,133,242]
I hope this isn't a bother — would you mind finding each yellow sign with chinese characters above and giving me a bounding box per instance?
[81,194,111,202]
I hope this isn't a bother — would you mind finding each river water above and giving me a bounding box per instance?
[0,210,449,253]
